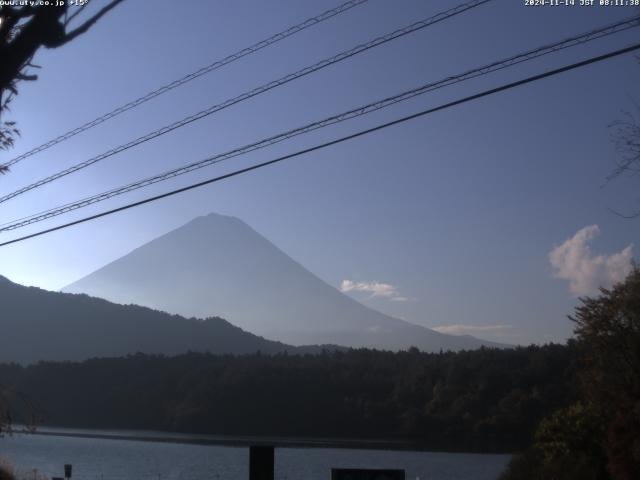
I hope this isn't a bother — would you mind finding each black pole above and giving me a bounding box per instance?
[249,445,274,480]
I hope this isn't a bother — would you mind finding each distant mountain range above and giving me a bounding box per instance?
[63,213,505,352]
[0,275,328,364]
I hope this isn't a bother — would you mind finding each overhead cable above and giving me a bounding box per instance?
[1,15,637,232]
[2,41,639,247]
[0,0,493,203]
[0,0,371,169]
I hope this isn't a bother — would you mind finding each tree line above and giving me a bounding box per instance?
[0,342,577,453]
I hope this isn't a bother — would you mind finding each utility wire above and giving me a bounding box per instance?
[0,0,370,169]
[0,0,492,204]
[1,15,638,232]
[1,41,639,248]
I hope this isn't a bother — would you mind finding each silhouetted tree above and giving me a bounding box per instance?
[571,267,640,478]
[0,0,125,160]
[501,268,640,480]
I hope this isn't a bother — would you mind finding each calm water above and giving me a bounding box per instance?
[0,429,510,480]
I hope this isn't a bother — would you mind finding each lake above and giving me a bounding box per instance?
[0,428,510,480]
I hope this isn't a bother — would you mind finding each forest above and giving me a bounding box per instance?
[0,343,577,453]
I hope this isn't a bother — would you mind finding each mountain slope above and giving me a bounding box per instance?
[0,275,320,364]
[63,213,505,352]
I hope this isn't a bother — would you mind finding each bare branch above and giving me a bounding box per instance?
[64,4,87,27]
[607,108,640,182]
[16,73,37,81]
[60,0,125,45]
[607,206,640,220]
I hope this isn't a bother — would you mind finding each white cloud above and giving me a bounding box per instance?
[432,324,513,336]
[549,225,633,297]
[390,296,409,302]
[340,279,408,302]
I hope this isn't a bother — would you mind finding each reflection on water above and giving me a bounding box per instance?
[0,430,510,480]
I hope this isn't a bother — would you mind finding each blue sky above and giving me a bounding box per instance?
[0,0,638,344]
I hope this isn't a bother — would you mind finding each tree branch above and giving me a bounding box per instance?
[60,0,125,45]
[607,206,640,220]
[64,4,87,27]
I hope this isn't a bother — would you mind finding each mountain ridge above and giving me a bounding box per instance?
[63,212,507,352]
[0,275,337,364]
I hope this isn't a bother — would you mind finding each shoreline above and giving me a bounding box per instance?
[7,426,516,455]
[15,428,424,452]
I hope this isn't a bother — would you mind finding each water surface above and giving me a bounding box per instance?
[0,429,510,480]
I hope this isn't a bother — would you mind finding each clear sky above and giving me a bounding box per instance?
[0,0,639,344]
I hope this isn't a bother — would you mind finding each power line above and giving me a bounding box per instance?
[0,0,493,204]
[2,41,639,248]
[1,15,637,232]
[0,0,370,169]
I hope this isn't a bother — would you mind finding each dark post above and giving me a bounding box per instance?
[249,445,274,480]
[64,465,72,480]
[331,469,405,480]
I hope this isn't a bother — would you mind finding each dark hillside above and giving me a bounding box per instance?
[0,275,325,363]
